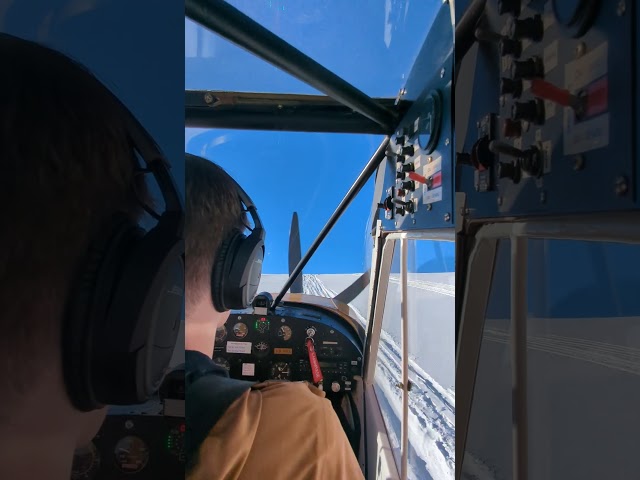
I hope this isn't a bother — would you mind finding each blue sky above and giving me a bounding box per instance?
[185,0,444,274]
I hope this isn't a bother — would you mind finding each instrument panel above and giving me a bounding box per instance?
[70,370,185,480]
[213,303,364,395]
[377,2,454,232]
[456,0,637,218]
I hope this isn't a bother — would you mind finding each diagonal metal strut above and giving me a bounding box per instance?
[272,137,391,309]
[185,0,397,131]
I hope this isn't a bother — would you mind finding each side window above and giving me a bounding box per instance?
[463,239,640,479]
[406,239,455,479]
[373,241,402,470]
[462,239,513,478]
[373,239,456,480]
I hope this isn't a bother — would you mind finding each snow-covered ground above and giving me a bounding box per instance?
[461,315,640,480]
[259,273,455,480]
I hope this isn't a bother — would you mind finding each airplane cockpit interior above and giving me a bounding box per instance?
[186,1,454,479]
[7,0,637,479]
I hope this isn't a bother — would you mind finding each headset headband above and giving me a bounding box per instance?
[184,152,263,241]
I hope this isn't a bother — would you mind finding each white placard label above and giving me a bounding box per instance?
[423,155,442,177]
[226,341,252,354]
[242,363,255,376]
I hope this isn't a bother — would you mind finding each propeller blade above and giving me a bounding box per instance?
[334,270,371,304]
[288,212,304,294]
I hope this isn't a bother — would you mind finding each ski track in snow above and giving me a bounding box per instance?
[302,274,455,480]
[389,275,455,297]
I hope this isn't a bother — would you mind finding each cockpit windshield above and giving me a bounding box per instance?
[185,0,443,298]
[185,0,442,96]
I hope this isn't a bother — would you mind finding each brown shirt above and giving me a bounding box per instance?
[188,381,364,480]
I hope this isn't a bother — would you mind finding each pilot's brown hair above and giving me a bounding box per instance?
[185,154,245,309]
[0,36,148,408]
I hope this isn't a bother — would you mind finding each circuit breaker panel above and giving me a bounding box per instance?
[456,0,637,218]
[378,4,454,231]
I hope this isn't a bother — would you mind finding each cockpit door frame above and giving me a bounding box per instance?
[457,212,640,480]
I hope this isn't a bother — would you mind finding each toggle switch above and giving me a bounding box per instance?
[490,141,543,177]
[490,140,526,159]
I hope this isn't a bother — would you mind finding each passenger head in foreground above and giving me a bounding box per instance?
[184,154,364,479]
[0,35,151,480]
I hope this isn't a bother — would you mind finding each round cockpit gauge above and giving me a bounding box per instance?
[552,0,601,38]
[233,322,248,339]
[215,325,227,343]
[253,341,270,358]
[417,90,443,154]
[255,317,270,334]
[212,357,231,371]
[71,442,100,480]
[270,361,291,380]
[114,436,149,474]
[277,325,292,341]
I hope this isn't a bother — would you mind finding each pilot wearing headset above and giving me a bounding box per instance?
[0,36,183,480]
[184,154,363,480]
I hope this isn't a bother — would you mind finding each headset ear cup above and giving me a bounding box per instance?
[226,235,264,309]
[93,222,183,406]
[211,232,243,313]
[62,216,140,411]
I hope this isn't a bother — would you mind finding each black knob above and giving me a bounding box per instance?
[498,161,521,183]
[378,196,394,210]
[395,207,405,216]
[396,135,406,146]
[512,99,545,125]
[520,146,543,177]
[402,181,416,191]
[500,38,522,57]
[503,118,522,138]
[401,145,415,156]
[396,171,406,180]
[511,57,543,79]
[498,0,520,16]
[401,163,415,172]
[500,77,523,97]
[471,136,493,169]
[406,202,415,214]
[509,15,543,42]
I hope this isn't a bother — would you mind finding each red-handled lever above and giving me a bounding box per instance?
[407,171,427,184]
[306,338,323,385]
[531,79,582,111]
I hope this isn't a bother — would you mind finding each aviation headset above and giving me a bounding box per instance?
[1,34,185,412]
[185,153,266,313]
